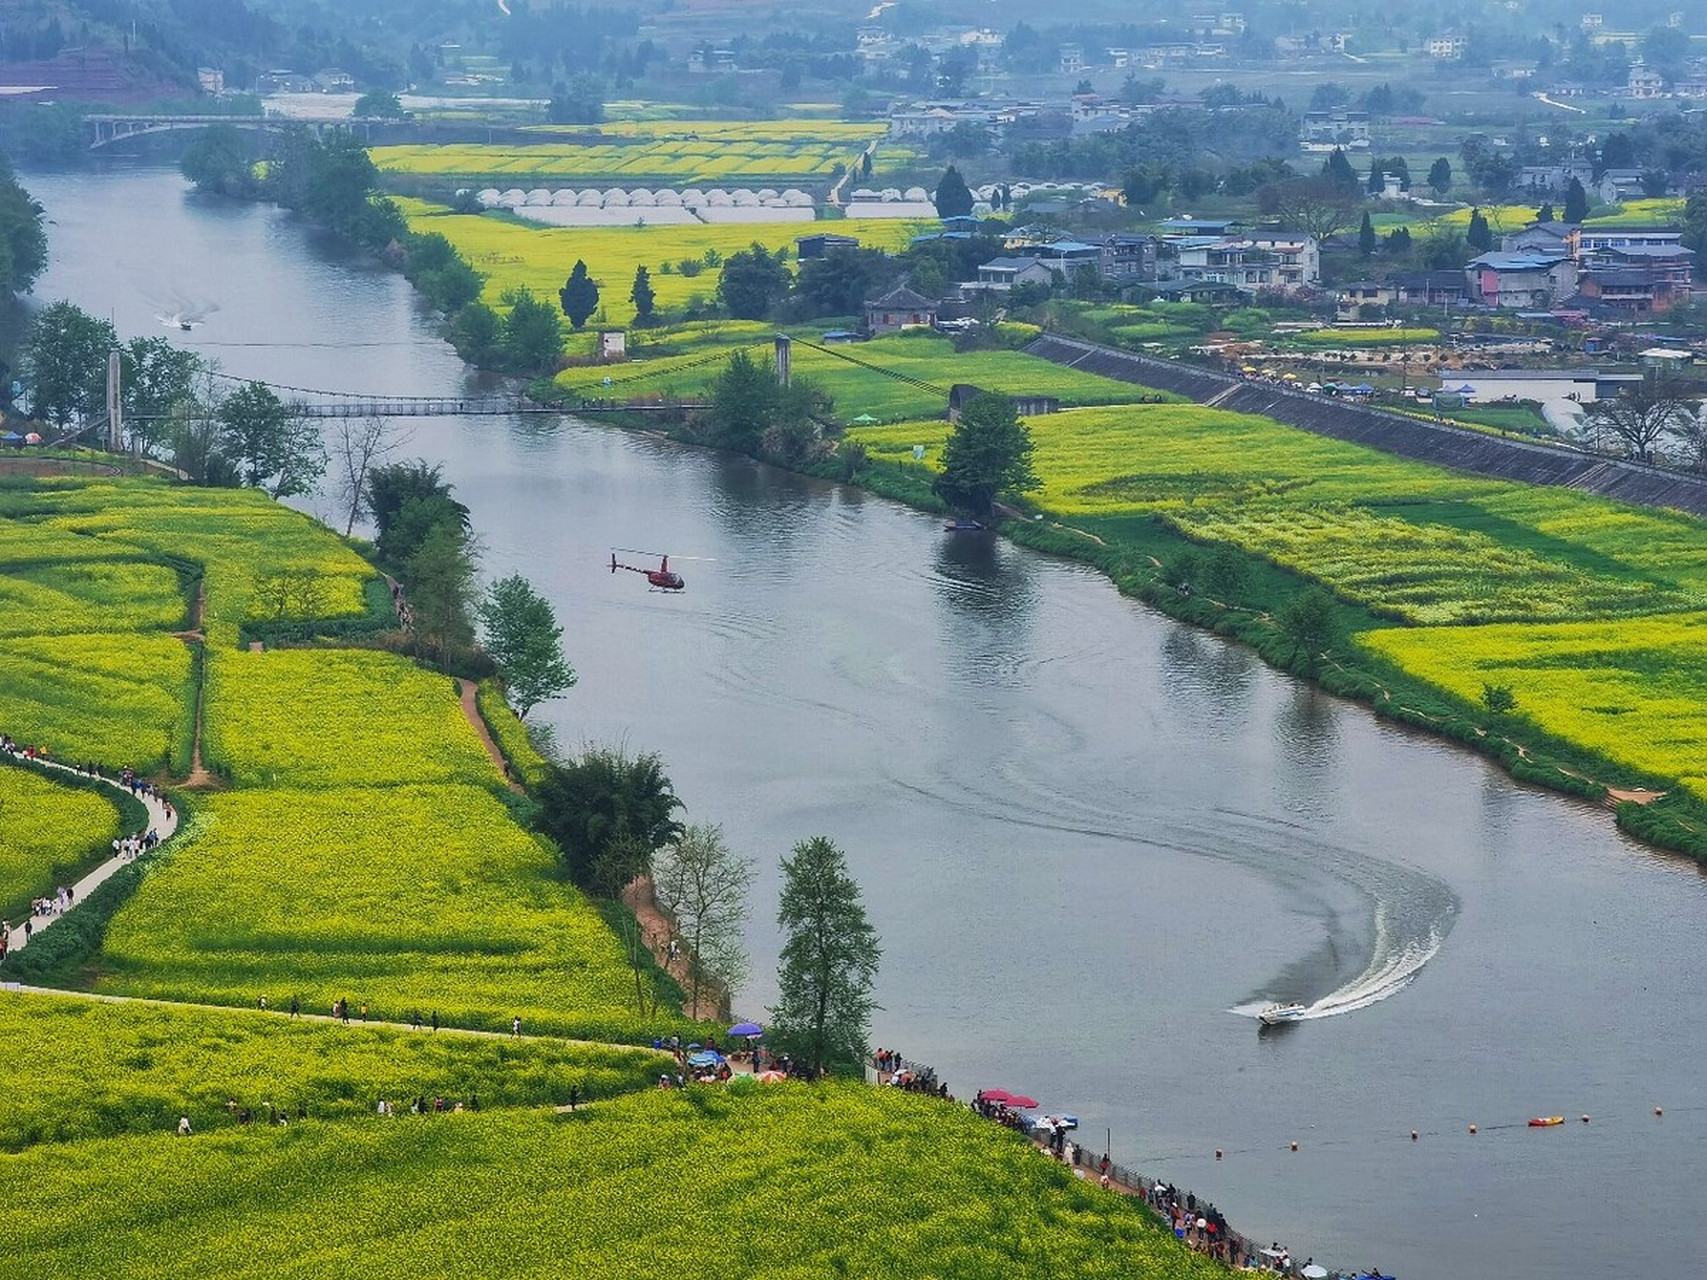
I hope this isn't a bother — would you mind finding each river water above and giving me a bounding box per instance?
[26,167,1707,1279]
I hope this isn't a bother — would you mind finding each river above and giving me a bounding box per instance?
[25,167,1707,1279]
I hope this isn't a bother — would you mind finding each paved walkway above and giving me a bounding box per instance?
[4,758,179,953]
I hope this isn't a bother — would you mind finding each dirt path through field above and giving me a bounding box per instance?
[621,875,723,1023]
[457,682,524,795]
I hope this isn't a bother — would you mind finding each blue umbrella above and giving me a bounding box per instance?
[728,1021,763,1038]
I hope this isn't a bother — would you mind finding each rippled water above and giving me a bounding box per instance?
[27,167,1707,1279]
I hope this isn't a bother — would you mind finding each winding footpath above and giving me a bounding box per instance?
[3,757,179,955]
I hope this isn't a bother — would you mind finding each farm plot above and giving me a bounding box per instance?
[0,1088,1227,1280]
[0,633,192,770]
[0,994,663,1152]
[93,784,660,1042]
[1360,614,1707,799]
[200,649,496,791]
[398,200,917,329]
[0,768,121,916]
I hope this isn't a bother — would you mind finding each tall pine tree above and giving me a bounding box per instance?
[558,260,600,330]
[630,265,656,325]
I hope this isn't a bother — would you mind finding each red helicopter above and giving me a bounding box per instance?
[610,548,703,591]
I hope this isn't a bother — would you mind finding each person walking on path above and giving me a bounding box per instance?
[568,1085,580,1112]
[431,1011,439,1033]
[511,1016,521,1037]
[360,1003,368,1023]
[289,996,299,1018]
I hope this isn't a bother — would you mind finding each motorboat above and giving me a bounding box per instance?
[1258,1003,1308,1026]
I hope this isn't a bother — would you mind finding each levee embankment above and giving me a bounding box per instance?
[1026,334,1707,519]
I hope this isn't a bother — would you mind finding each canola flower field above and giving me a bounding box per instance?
[852,403,1707,797]
[0,769,120,918]
[397,198,918,330]
[0,993,665,1152]
[0,1087,1226,1280]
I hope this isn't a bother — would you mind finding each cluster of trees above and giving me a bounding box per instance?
[529,733,879,1077]
[182,126,405,251]
[1581,373,1707,470]
[704,349,834,464]
[0,157,47,297]
[450,287,563,376]
[17,300,327,495]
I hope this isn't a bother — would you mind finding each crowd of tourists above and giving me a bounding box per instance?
[874,1048,951,1099]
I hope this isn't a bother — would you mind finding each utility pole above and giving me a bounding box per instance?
[774,333,792,388]
[106,348,123,452]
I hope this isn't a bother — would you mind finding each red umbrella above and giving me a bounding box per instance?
[980,1089,1014,1104]
[1005,1094,1040,1109]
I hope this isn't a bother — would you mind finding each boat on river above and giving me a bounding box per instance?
[1258,1003,1308,1026]
[1528,1116,1564,1127]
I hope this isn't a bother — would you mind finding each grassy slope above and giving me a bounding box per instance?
[0,993,665,1152]
[0,1087,1226,1280]
[557,332,1179,422]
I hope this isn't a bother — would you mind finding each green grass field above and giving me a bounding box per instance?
[0,1087,1227,1279]
[558,332,1179,421]
[0,992,665,1151]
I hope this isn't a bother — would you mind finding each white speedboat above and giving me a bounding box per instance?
[1258,1003,1308,1026]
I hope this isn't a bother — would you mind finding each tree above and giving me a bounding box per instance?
[706,348,779,451]
[1203,545,1248,600]
[1320,147,1358,190]
[1682,192,1707,258]
[1481,683,1518,716]
[558,260,600,330]
[629,265,655,324]
[1465,207,1493,253]
[1358,211,1377,258]
[1427,157,1452,196]
[179,125,257,198]
[1563,177,1590,225]
[1267,176,1361,244]
[405,520,479,667]
[1276,587,1338,673]
[548,74,606,125]
[450,301,504,367]
[353,90,405,118]
[770,836,880,1080]
[216,381,325,497]
[477,573,576,719]
[121,337,203,458]
[932,392,1038,517]
[501,288,564,372]
[933,164,974,219]
[534,747,684,889]
[653,823,754,1018]
[1536,202,1555,224]
[0,161,47,293]
[368,459,469,565]
[1121,166,1168,207]
[1580,372,1698,464]
[716,243,792,321]
[327,415,405,537]
[20,301,115,428]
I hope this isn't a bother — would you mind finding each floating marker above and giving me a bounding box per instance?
[1214,1149,1222,1160]
[1289,1141,1298,1152]
[1581,1115,1590,1124]
[1410,1130,1418,1141]
[1655,1106,1663,1117]
[1468,1124,1478,1134]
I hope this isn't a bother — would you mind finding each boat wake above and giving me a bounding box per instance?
[1232,907,1448,1022]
